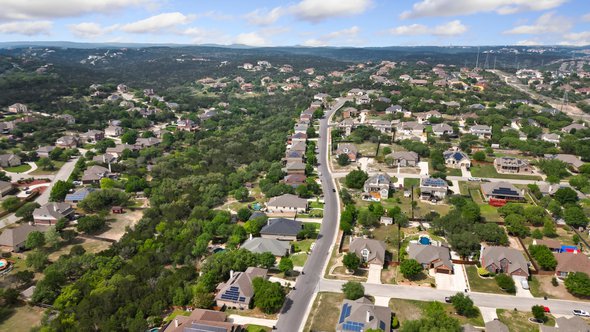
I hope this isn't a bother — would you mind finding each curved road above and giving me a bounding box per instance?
[275,99,346,331]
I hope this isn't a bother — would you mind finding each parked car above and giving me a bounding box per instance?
[573,309,590,317]
[444,297,452,303]
[543,306,550,313]
[520,279,529,290]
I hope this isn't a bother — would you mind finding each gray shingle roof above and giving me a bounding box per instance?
[260,218,302,237]
[241,237,290,257]
[349,238,387,266]
[0,224,48,248]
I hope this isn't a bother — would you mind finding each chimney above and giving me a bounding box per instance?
[174,318,179,328]
[108,161,112,173]
[230,270,234,279]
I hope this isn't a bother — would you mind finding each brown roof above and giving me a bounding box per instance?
[534,239,561,250]
[555,252,590,275]
[163,308,241,332]
[0,224,49,248]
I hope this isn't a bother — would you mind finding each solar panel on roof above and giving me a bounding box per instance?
[339,303,349,323]
[184,322,228,332]
[380,321,386,330]
[342,321,365,332]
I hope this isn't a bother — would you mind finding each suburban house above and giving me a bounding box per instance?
[93,153,118,165]
[554,252,590,279]
[395,121,425,139]
[293,123,308,134]
[283,174,307,188]
[290,141,307,153]
[339,118,356,136]
[240,237,291,258]
[420,177,448,201]
[544,154,584,172]
[8,103,28,114]
[561,123,586,133]
[82,165,111,184]
[266,194,308,214]
[386,151,419,167]
[260,218,302,241]
[362,173,393,202]
[342,107,359,118]
[415,110,441,124]
[380,216,393,225]
[64,187,97,205]
[0,154,21,168]
[104,126,123,137]
[0,224,48,252]
[336,298,391,332]
[349,238,387,267]
[284,149,304,164]
[481,246,529,277]
[532,239,561,252]
[215,267,268,310]
[0,181,13,197]
[36,146,55,158]
[290,132,308,145]
[541,133,560,144]
[135,137,162,148]
[470,124,492,138]
[57,114,76,124]
[540,316,590,332]
[335,143,358,162]
[55,135,79,148]
[432,123,454,136]
[369,120,393,134]
[443,148,471,169]
[408,243,454,274]
[486,320,509,332]
[32,202,74,226]
[494,157,532,173]
[385,105,403,114]
[284,161,306,175]
[480,181,525,201]
[79,130,104,143]
[163,308,243,332]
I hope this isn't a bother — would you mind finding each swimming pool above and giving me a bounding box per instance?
[0,259,8,270]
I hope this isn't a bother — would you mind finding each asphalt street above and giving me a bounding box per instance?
[275,99,346,332]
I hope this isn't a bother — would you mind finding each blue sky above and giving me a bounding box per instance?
[0,0,589,46]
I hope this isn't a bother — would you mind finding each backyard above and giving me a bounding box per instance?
[470,164,542,181]
[0,305,45,332]
[389,298,485,327]
[303,292,344,332]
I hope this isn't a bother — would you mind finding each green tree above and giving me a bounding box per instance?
[49,180,74,202]
[472,150,486,162]
[523,206,546,226]
[450,293,477,317]
[344,170,368,189]
[543,219,558,237]
[252,278,286,314]
[36,157,55,171]
[25,250,48,272]
[564,205,589,228]
[234,187,249,201]
[1,196,20,212]
[342,281,365,300]
[124,176,148,193]
[237,207,252,221]
[44,226,61,249]
[26,231,45,249]
[100,177,118,189]
[337,153,351,166]
[343,252,361,272]
[400,259,423,279]
[121,130,138,144]
[76,215,106,234]
[257,252,276,269]
[532,305,548,322]
[357,209,379,228]
[529,245,557,270]
[192,288,215,309]
[554,187,578,204]
[495,274,516,293]
[564,272,590,297]
[244,216,266,235]
[400,301,461,332]
[278,257,293,275]
[505,214,530,238]
[15,202,40,221]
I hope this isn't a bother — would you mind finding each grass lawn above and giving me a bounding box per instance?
[304,292,344,332]
[293,238,315,253]
[246,325,270,332]
[389,298,485,327]
[357,142,379,157]
[479,204,503,222]
[0,305,45,331]
[163,309,191,323]
[528,276,552,299]
[497,309,555,332]
[466,266,508,294]
[309,201,324,209]
[447,168,462,176]
[470,164,542,181]
[378,189,450,219]
[4,164,32,173]
[291,252,308,267]
[30,161,65,175]
[404,178,420,187]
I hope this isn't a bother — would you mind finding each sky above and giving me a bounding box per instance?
[0,0,589,47]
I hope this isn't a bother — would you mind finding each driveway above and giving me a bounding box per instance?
[367,264,382,284]
[448,180,461,195]
[461,165,472,178]
[479,307,498,322]
[513,275,534,298]
[418,161,429,176]
[434,264,468,292]
[228,315,277,328]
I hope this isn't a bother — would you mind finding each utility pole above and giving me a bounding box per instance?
[475,46,480,69]
[484,52,489,70]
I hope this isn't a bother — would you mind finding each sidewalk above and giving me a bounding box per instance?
[228,314,277,328]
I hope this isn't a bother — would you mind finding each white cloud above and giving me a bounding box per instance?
[0,20,52,35]
[303,26,361,46]
[68,22,118,39]
[583,13,590,22]
[516,39,542,45]
[389,20,467,36]
[561,31,590,46]
[291,0,372,22]
[389,24,429,36]
[504,12,571,34]
[400,0,567,19]
[245,7,284,26]
[235,32,267,46]
[0,0,151,21]
[121,12,193,34]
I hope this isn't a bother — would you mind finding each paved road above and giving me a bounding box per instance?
[319,279,590,316]
[275,99,346,332]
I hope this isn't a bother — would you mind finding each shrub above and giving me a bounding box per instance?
[342,281,365,300]
[551,277,558,287]
[495,274,516,293]
[477,267,490,277]
[532,305,548,322]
